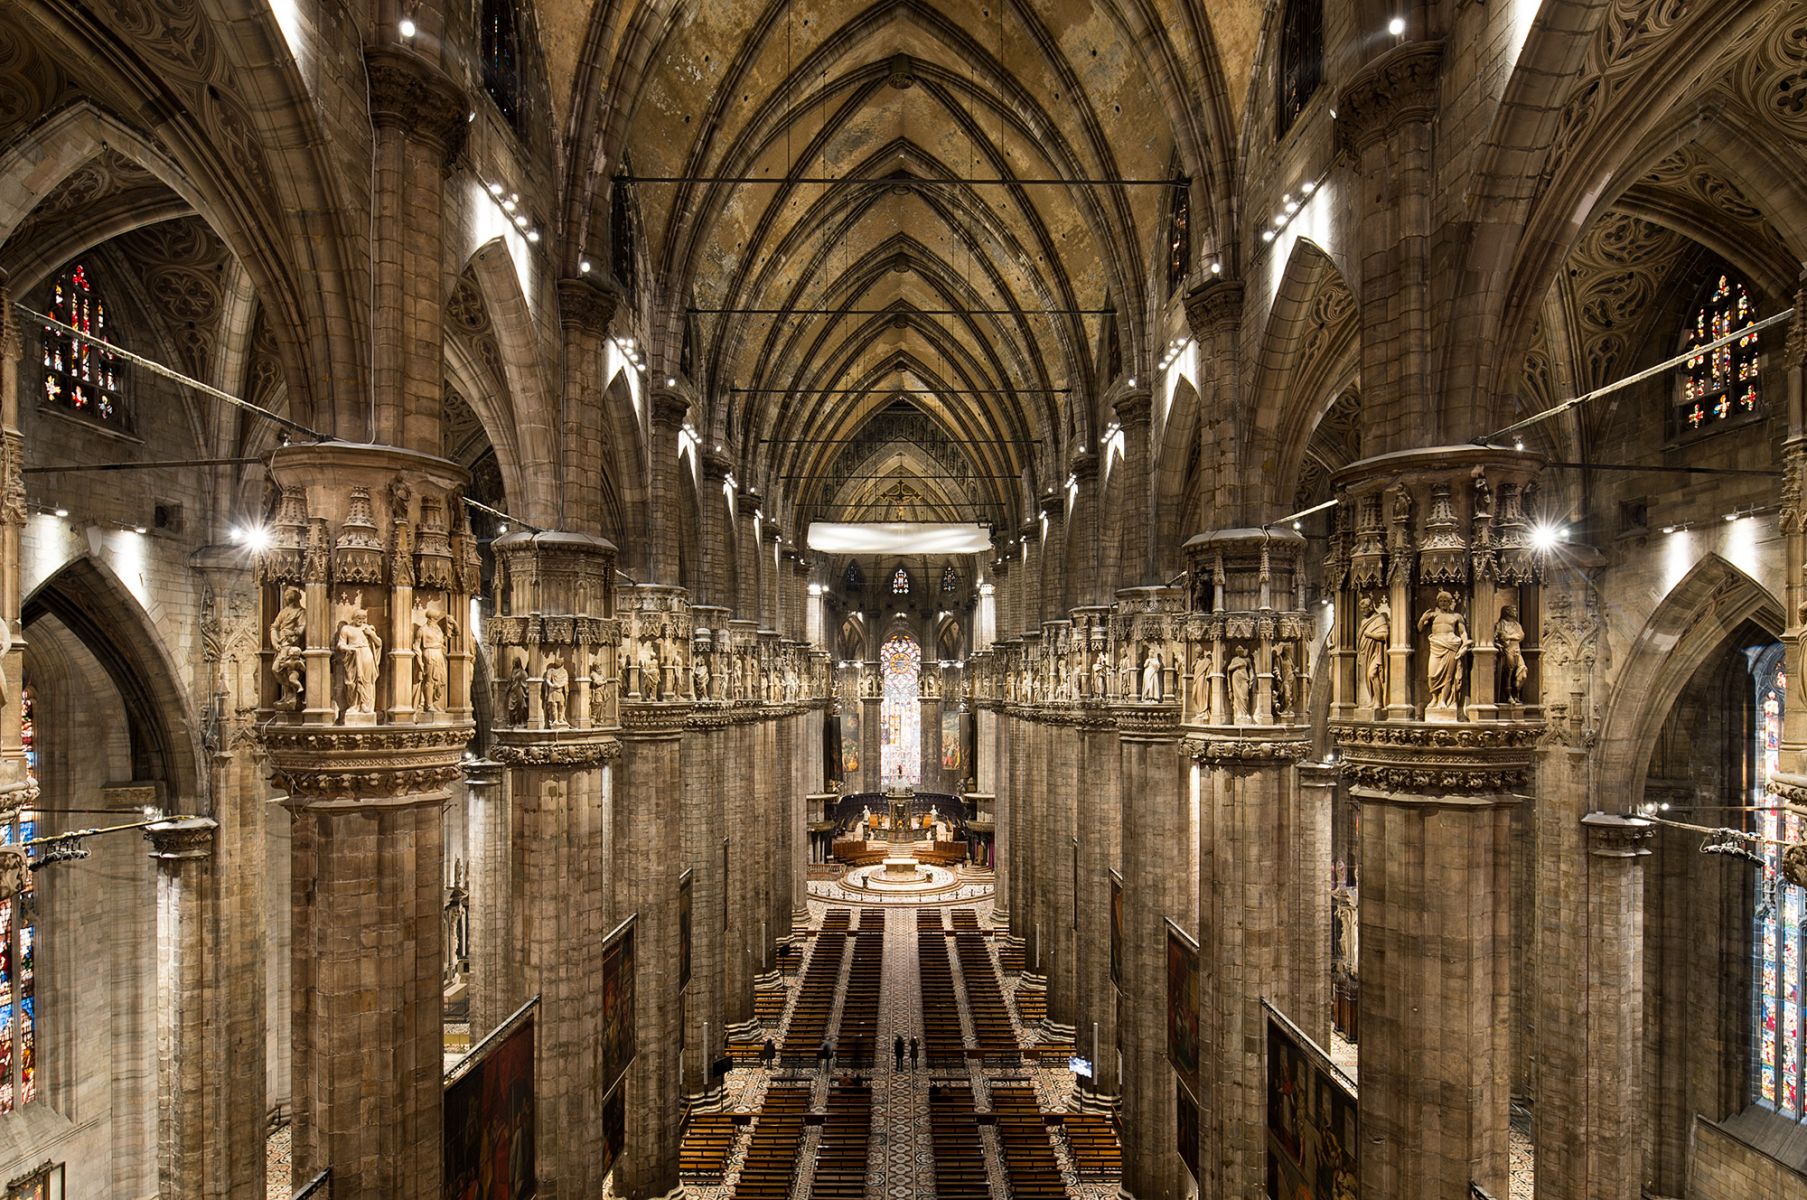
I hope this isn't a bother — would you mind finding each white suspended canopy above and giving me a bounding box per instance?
[805,522,992,556]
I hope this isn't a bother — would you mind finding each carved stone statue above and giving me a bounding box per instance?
[1495,604,1528,704]
[1227,645,1253,724]
[712,653,728,700]
[411,601,455,713]
[1274,641,1297,717]
[270,585,307,711]
[660,631,680,698]
[505,658,530,725]
[1092,652,1107,700]
[1116,645,1135,700]
[637,640,659,701]
[1417,590,1472,717]
[589,658,614,715]
[1141,650,1162,704]
[1191,647,1212,718]
[1357,596,1390,708]
[544,655,570,726]
[334,601,383,718]
[693,651,711,700]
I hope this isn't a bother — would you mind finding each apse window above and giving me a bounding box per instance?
[1754,648,1799,1115]
[41,264,126,429]
[1676,273,1761,440]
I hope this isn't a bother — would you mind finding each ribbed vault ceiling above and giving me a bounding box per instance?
[558,0,1258,533]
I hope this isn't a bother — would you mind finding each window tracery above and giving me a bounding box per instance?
[0,684,40,1113]
[940,564,958,594]
[479,0,524,128]
[891,566,912,596]
[1277,0,1323,139]
[879,633,921,786]
[1678,274,1761,436]
[1755,647,1797,1115]
[42,264,123,427]
[1165,178,1190,294]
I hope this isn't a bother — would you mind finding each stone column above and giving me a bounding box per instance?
[146,817,220,1197]
[646,393,688,584]
[696,452,736,607]
[1182,530,1320,1200]
[557,279,622,532]
[683,700,729,1101]
[487,532,621,1200]
[259,445,477,1200]
[1039,494,1066,624]
[1113,391,1155,586]
[1072,709,1122,1107]
[613,699,692,1197]
[721,623,758,1028]
[919,668,943,792]
[1115,698,1192,1200]
[735,490,762,620]
[1066,452,1101,608]
[1183,278,1246,522]
[861,673,882,792]
[988,691,1012,929]
[1047,706,1079,1030]
[463,758,511,1037]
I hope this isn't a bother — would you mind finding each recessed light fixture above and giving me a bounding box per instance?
[580,259,592,273]
[1388,16,1405,36]
[399,16,417,37]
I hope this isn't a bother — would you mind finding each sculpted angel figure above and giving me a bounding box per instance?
[1417,590,1473,713]
[1227,645,1253,724]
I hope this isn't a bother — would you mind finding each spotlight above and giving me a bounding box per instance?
[666,376,677,387]
[1513,440,1525,451]
[1210,262,1221,275]
[239,524,273,552]
[502,198,516,212]
[1127,376,1137,388]
[1661,525,1677,535]
[498,522,510,534]
[1292,521,1302,531]
[1530,522,1565,552]
[513,214,528,228]
[1725,511,1739,523]
[132,525,148,535]
[580,259,592,273]
[1300,181,1316,195]
[1261,230,1276,243]
[488,182,503,196]
[399,16,417,37]
[526,230,540,243]
[52,507,68,518]
[1387,16,1405,35]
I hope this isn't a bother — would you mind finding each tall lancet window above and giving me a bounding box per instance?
[1276,0,1323,139]
[42,263,124,427]
[879,633,921,787]
[1165,177,1191,294]
[479,0,524,128]
[1754,646,1798,1114]
[0,683,40,1112]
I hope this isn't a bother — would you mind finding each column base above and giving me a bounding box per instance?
[1070,1080,1122,1115]
[990,905,1011,927]
[683,1084,727,1112]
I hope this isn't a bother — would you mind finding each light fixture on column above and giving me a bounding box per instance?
[399,14,417,37]
[1387,16,1406,36]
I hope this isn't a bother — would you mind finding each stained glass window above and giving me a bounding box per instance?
[879,633,921,787]
[1754,646,1796,1115]
[941,564,959,594]
[1679,274,1760,437]
[1277,0,1323,139]
[891,567,912,596]
[611,178,639,295]
[843,561,864,592]
[480,0,524,128]
[1166,177,1191,294]
[42,264,124,426]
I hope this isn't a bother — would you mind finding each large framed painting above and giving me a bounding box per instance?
[1176,1078,1200,1186]
[840,709,862,777]
[444,1001,538,1200]
[1109,870,1124,990]
[678,869,693,990]
[600,915,637,1102]
[1166,920,1200,1102]
[599,1079,626,1182]
[940,710,965,775]
[824,715,842,789]
[1265,1005,1358,1200]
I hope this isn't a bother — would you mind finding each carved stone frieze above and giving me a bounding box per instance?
[265,722,474,804]
[1333,720,1540,794]
[1334,40,1444,154]
[489,736,622,768]
[363,46,469,159]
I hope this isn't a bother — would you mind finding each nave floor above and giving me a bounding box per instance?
[671,898,1120,1200]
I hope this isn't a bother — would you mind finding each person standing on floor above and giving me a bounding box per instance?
[894,1034,905,1067]
[910,1036,919,1066]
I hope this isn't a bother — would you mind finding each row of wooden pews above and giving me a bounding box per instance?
[990,1084,1066,1200]
[953,922,1018,1061]
[781,909,849,1058]
[808,1080,873,1200]
[729,1084,810,1200]
[836,910,884,1064]
[678,1111,739,1182]
[928,1083,992,1200]
[1015,984,1048,1025]
[918,910,966,1065]
[1060,1112,1124,1179]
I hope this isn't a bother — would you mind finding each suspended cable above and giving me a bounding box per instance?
[616,174,1180,186]
[690,306,1116,316]
[1476,307,1794,446]
[25,456,264,474]
[15,302,328,442]
[733,386,1067,395]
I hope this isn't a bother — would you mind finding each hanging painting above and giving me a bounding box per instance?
[600,916,637,1103]
[1166,921,1200,1102]
[941,710,965,775]
[678,870,693,991]
[840,708,862,778]
[1109,871,1124,990]
[443,1004,537,1200]
[599,1078,626,1183]
[1177,1079,1200,1186]
[1265,1006,1358,1200]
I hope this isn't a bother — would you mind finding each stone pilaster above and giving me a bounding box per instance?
[488,531,621,1200]
[683,698,730,1102]
[146,817,220,1197]
[557,279,623,534]
[1039,494,1066,625]
[735,490,761,620]
[695,453,736,608]
[1072,707,1121,1108]
[1066,453,1101,608]
[1182,529,1319,1199]
[1324,447,1546,1199]
[258,443,477,1200]
[1184,278,1246,523]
